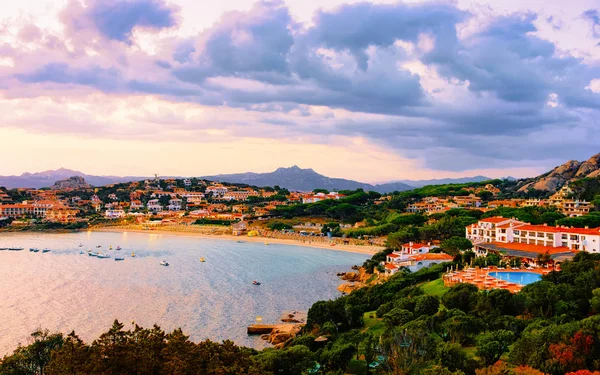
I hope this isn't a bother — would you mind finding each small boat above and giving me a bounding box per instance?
[115,257,124,261]
[9,247,24,251]
[237,240,243,243]
[200,257,205,262]
[42,248,51,253]
[29,248,38,252]
[253,281,261,286]
[160,260,169,266]
[78,243,83,247]
[131,252,136,257]
[79,250,84,254]
[88,252,98,257]
[0,247,7,251]
[96,245,102,248]
[109,246,113,250]
[116,246,122,250]
[97,253,111,259]
[264,242,269,245]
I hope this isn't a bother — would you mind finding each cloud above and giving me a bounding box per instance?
[582,9,600,38]
[3,0,600,174]
[62,0,179,43]
[16,63,123,92]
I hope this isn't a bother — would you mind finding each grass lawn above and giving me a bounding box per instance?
[363,311,386,336]
[421,278,449,297]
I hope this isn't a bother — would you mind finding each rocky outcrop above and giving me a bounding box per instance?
[249,324,303,346]
[518,153,600,193]
[576,154,600,178]
[337,267,375,294]
[337,282,365,294]
[50,176,90,190]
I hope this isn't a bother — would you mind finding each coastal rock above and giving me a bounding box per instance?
[341,272,359,281]
[266,324,303,345]
[337,282,364,294]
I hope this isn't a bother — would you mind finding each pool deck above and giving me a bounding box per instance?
[442,265,556,293]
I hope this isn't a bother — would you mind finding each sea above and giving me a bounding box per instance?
[0,231,368,354]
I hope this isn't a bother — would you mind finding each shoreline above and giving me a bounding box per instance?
[90,227,383,255]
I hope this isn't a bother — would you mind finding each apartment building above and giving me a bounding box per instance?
[467,217,600,253]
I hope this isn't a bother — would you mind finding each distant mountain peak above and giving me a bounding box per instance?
[200,166,412,193]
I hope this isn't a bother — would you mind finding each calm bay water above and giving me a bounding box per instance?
[0,231,368,354]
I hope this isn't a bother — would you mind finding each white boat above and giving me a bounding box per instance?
[160,260,169,266]
[97,253,111,259]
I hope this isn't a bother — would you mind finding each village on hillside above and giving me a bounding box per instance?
[0,171,599,275]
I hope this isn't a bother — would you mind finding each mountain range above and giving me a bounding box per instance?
[201,166,415,193]
[0,168,145,189]
[0,166,493,192]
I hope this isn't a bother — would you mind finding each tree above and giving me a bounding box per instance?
[383,308,413,327]
[476,330,515,365]
[255,345,314,375]
[442,283,480,312]
[477,191,494,201]
[441,237,474,256]
[414,295,440,317]
[436,342,468,373]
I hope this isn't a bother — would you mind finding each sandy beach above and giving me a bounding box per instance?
[91,226,383,255]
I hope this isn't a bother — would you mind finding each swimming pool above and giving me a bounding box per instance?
[488,271,542,285]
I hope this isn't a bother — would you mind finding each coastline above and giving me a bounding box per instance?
[90,227,383,255]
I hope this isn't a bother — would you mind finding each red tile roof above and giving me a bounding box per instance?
[410,253,453,261]
[387,253,401,258]
[385,264,399,270]
[516,224,563,233]
[488,241,573,255]
[480,217,510,223]
[402,243,427,249]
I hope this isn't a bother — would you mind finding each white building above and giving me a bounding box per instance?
[105,209,126,219]
[168,198,183,211]
[147,199,163,213]
[467,217,600,253]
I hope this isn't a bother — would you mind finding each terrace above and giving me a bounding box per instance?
[443,265,556,293]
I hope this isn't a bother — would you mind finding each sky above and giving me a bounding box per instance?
[0,0,599,183]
